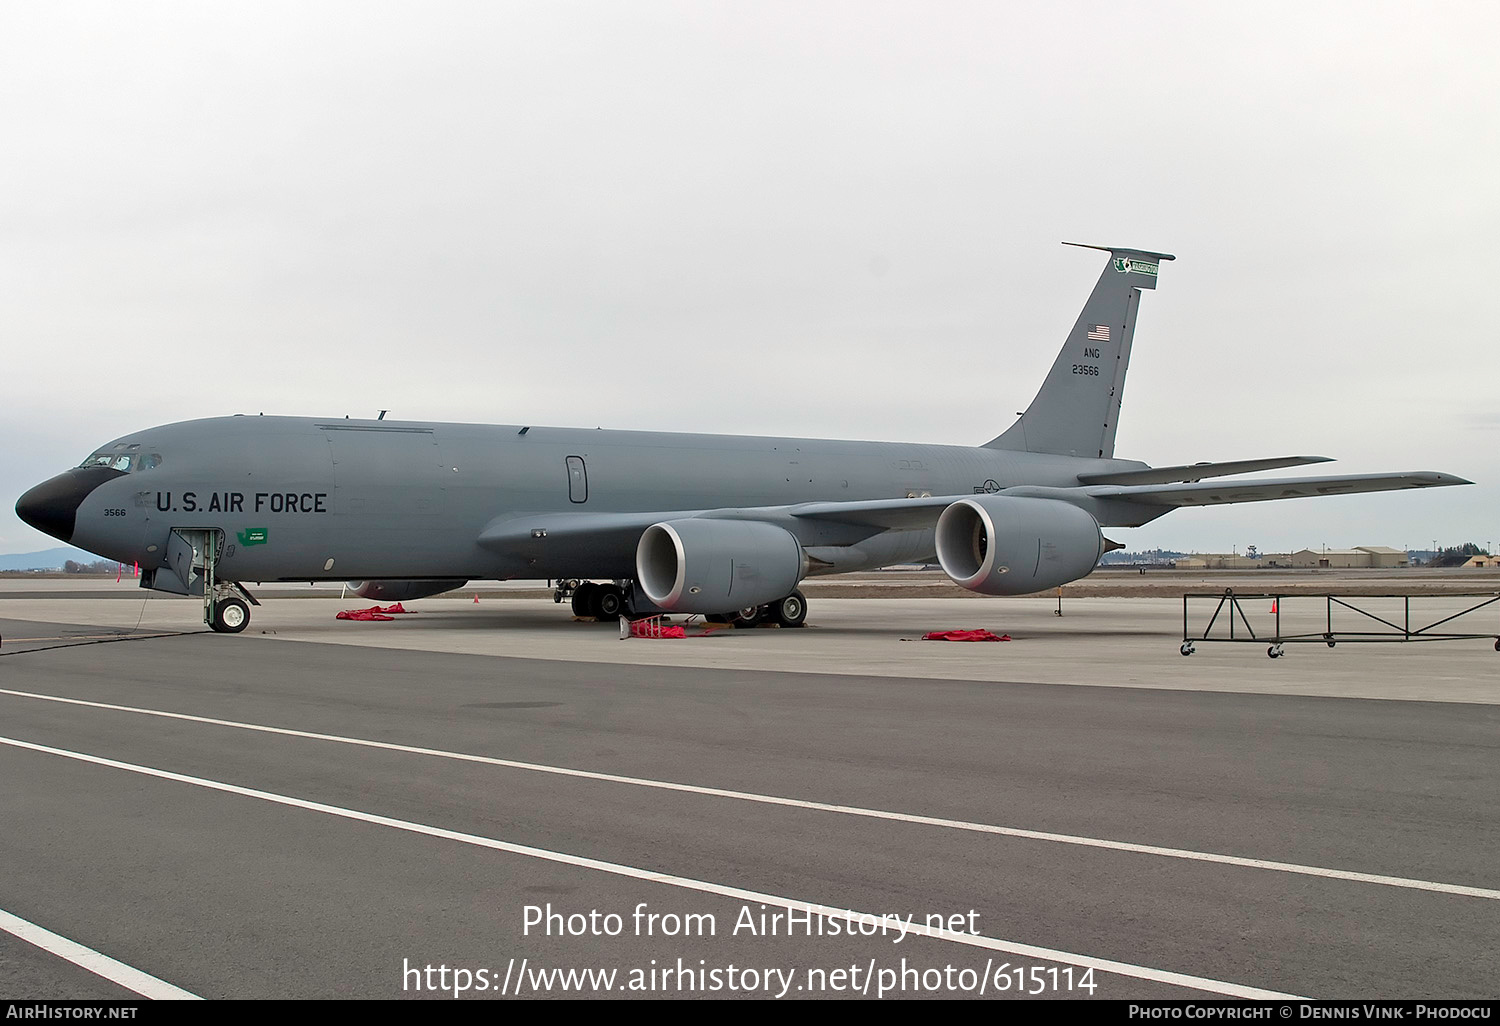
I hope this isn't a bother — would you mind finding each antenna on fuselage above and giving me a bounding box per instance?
[378,410,388,420]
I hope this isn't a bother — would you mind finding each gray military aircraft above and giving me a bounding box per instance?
[15,243,1470,634]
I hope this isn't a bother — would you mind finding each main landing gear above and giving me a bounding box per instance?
[706,591,809,629]
[768,591,808,628]
[559,580,810,628]
[564,580,629,621]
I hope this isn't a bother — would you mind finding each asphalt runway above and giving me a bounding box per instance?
[1,592,1499,1001]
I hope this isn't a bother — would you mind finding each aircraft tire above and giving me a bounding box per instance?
[593,584,625,621]
[211,598,250,634]
[571,583,597,618]
[771,591,807,628]
[733,605,764,629]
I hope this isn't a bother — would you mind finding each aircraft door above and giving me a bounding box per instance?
[159,528,220,596]
[566,456,588,503]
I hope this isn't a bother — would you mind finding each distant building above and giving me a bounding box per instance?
[1357,546,1411,567]
[1173,553,1292,570]
[1460,555,1499,568]
[1290,546,1409,569]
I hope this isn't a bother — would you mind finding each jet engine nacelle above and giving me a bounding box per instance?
[347,579,469,602]
[636,518,805,613]
[935,496,1103,595]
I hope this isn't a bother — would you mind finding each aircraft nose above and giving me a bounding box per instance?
[15,467,126,544]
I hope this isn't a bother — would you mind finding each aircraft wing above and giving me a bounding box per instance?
[781,496,960,529]
[1081,471,1472,507]
[763,470,1473,527]
[479,509,707,549]
[478,471,1471,552]
[476,499,956,554]
[1076,456,1333,485]
[734,470,1473,529]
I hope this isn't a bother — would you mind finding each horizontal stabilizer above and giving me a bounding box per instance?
[1078,456,1334,486]
[1087,472,1472,508]
[1061,242,1177,263]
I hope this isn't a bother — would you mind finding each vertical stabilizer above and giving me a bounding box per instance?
[985,243,1173,459]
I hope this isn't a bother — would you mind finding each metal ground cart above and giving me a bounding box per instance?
[1181,589,1500,658]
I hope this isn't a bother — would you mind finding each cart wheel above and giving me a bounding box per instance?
[1179,642,1195,656]
[1326,637,1336,648]
[1494,638,1500,652]
[1267,644,1284,659]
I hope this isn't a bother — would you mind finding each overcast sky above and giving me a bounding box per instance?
[3,1,1497,555]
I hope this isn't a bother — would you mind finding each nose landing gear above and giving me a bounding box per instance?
[207,580,259,633]
[154,527,258,633]
[211,595,250,633]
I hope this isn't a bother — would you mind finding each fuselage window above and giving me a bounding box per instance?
[79,452,130,471]
[78,450,160,473]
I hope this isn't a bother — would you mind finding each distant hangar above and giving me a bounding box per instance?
[1175,547,1410,570]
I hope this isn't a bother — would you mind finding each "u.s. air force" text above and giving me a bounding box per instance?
[154,491,328,514]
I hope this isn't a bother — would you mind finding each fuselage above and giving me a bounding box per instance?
[20,415,1145,583]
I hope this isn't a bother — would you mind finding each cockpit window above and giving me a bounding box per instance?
[78,450,162,473]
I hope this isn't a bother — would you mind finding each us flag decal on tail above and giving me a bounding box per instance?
[1086,325,1111,341]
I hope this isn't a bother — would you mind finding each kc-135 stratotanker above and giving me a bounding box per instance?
[15,244,1470,633]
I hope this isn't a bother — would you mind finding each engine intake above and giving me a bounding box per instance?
[637,519,804,613]
[935,496,1103,595]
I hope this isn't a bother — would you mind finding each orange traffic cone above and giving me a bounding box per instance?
[473,594,480,603]
[1270,599,1278,614]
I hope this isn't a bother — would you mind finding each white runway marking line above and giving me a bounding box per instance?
[2,690,1500,906]
[0,908,200,1000]
[2,686,1497,905]
[0,734,1298,1000]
